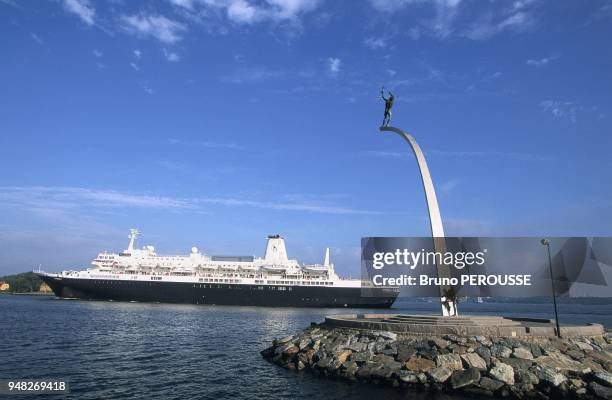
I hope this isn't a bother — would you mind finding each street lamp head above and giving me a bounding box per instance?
[541,238,550,246]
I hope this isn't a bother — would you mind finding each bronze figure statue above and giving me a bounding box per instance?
[380,87,394,127]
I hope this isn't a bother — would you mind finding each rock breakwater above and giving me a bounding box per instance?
[262,325,612,399]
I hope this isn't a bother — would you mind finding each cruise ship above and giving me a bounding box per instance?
[36,230,398,308]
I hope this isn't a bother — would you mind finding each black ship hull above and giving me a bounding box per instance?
[38,275,397,308]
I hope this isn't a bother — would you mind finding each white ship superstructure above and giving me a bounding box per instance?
[66,229,359,288]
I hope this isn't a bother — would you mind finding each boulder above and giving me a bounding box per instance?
[375,331,397,341]
[589,382,612,400]
[436,353,463,371]
[352,352,371,363]
[569,378,585,389]
[405,356,436,373]
[534,353,588,373]
[316,357,332,369]
[428,366,452,383]
[474,336,493,347]
[418,348,438,361]
[489,362,515,385]
[515,370,539,386]
[355,362,379,379]
[491,344,512,359]
[499,356,533,371]
[592,371,612,387]
[343,361,359,378]
[528,343,543,358]
[461,353,487,370]
[512,347,533,360]
[346,342,366,352]
[298,349,316,365]
[396,345,418,362]
[452,346,469,355]
[566,349,586,361]
[382,347,398,356]
[371,353,396,365]
[450,367,481,389]
[586,349,612,370]
[575,341,594,351]
[370,365,395,380]
[276,335,294,345]
[475,347,492,366]
[537,365,567,387]
[429,337,450,349]
[297,338,310,350]
[398,371,419,384]
[283,345,299,358]
[337,350,351,364]
[478,377,505,392]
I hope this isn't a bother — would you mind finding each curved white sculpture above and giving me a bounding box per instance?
[380,126,458,316]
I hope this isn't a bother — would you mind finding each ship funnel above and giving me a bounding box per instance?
[324,247,330,267]
[264,235,289,264]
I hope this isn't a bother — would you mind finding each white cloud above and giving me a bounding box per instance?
[142,85,153,95]
[133,49,142,59]
[369,0,539,41]
[169,0,320,25]
[130,62,140,71]
[431,0,462,38]
[429,149,550,162]
[369,0,421,13]
[364,37,387,49]
[168,138,244,150]
[30,33,43,45]
[439,178,460,194]
[162,48,181,62]
[364,150,405,159]
[120,14,186,43]
[0,186,376,215]
[220,67,285,83]
[227,0,259,23]
[92,49,103,57]
[526,56,558,67]
[170,0,196,10]
[63,0,95,26]
[540,100,580,123]
[0,0,17,7]
[464,2,536,40]
[369,0,462,38]
[363,149,550,162]
[328,57,341,75]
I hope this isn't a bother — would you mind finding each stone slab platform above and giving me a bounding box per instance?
[324,313,605,338]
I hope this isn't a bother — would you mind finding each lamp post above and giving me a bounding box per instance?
[540,238,561,338]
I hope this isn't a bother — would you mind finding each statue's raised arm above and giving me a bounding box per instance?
[380,87,388,102]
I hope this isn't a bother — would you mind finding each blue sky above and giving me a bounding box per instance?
[1,0,611,276]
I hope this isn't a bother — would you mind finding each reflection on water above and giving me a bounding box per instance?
[1,295,610,400]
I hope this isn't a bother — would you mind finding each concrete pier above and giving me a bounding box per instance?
[323,314,605,338]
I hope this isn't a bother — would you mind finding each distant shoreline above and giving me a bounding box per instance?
[0,292,53,296]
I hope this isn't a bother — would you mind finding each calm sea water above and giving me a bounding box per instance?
[1,295,610,400]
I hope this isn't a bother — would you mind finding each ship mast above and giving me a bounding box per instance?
[126,228,139,254]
